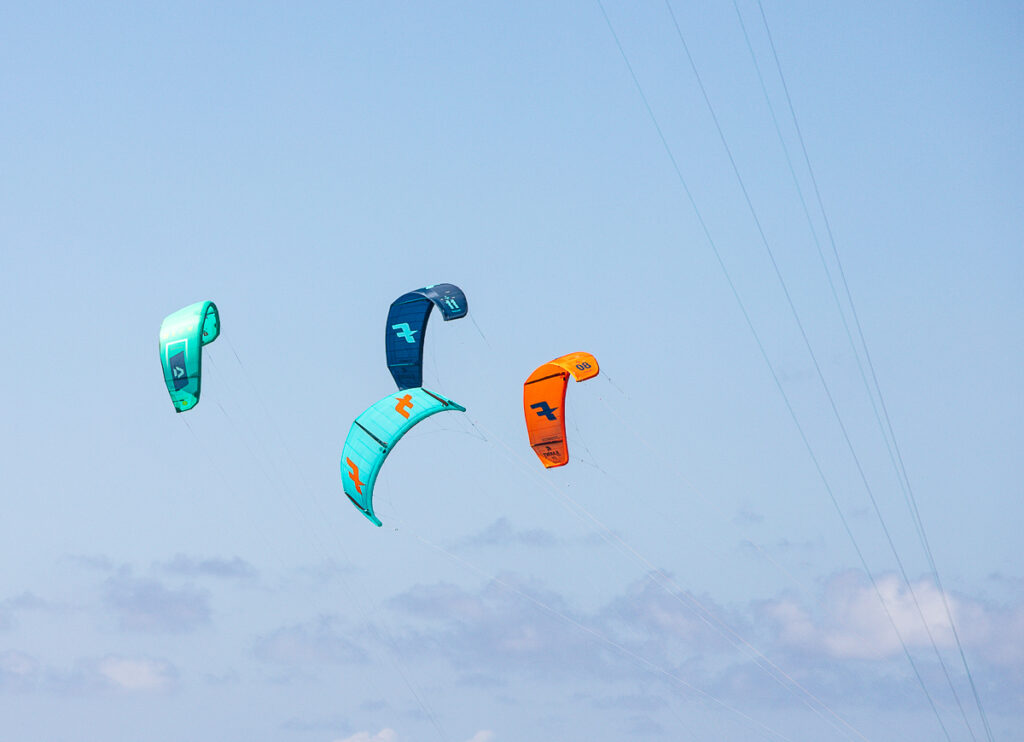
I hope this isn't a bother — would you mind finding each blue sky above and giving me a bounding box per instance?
[1,1,1021,741]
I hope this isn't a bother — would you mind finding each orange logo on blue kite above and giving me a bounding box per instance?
[395,394,414,418]
[345,458,365,494]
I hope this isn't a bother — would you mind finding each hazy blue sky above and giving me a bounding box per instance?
[1,2,1021,741]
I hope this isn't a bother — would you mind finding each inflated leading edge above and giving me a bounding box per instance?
[341,387,466,526]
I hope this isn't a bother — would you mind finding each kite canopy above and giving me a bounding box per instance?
[385,283,467,390]
[341,387,466,526]
[523,352,599,468]
[159,301,220,413]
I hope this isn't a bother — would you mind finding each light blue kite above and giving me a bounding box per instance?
[341,387,465,526]
[159,301,220,412]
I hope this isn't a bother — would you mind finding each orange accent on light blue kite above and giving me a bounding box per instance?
[346,458,365,494]
[394,394,414,419]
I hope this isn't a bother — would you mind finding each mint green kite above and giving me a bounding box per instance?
[341,387,465,526]
[159,301,220,413]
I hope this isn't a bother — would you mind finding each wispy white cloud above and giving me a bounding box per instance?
[156,554,258,580]
[62,554,116,572]
[743,569,1024,711]
[450,518,558,550]
[622,715,664,736]
[332,729,398,742]
[2,591,50,612]
[586,692,667,712]
[385,571,738,684]
[598,573,742,654]
[377,566,1024,713]
[68,552,257,582]
[386,575,612,678]
[0,650,39,690]
[279,713,350,732]
[0,650,178,695]
[0,591,65,632]
[951,595,1024,668]
[94,655,176,692]
[732,507,764,526]
[289,559,358,587]
[0,589,52,630]
[763,570,957,660]
[253,615,367,666]
[454,671,506,689]
[102,571,210,633]
[331,730,492,742]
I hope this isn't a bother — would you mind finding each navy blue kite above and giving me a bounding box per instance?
[385,283,468,390]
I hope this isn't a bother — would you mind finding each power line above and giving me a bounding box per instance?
[747,2,995,738]
[723,2,978,738]
[596,1,955,737]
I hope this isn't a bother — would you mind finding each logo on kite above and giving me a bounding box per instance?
[443,297,461,311]
[346,458,365,494]
[530,401,558,421]
[394,394,414,419]
[169,350,189,390]
[392,323,418,344]
[542,447,562,463]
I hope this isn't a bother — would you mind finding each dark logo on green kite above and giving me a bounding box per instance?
[169,351,188,390]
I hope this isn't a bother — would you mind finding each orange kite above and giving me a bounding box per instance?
[523,352,599,468]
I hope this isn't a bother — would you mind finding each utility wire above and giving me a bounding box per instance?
[728,4,978,739]
[749,2,995,736]
[659,3,976,738]
[596,1,953,738]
